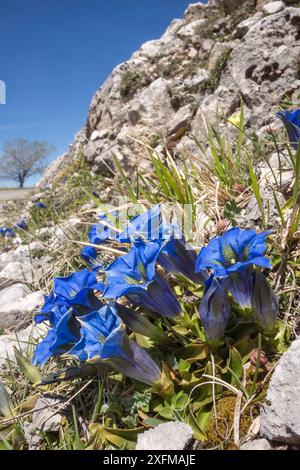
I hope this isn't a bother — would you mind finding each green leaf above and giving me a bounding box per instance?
[248,158,266,229]
[186,407,207,441]
[90,423,144,450]
[14,347,41,385]
[171,391,189,410]
[227,347,242,385]
[175,344,208,363]
[0,382,13,418]
[143,417,165,427]
[196,404,212,433]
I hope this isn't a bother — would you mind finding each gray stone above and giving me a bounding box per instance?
[37,1,300,184]
[260,339,300,444]
[240,438,272,450]
[234,13,263,39]
[23,395,68,449]
[167,105,194,137]
[262,1,285,15]
[0,283,31,307]
[136,422,193,450]
[0,323,47,367]
[0,291,43,330]
[0,261,33,283]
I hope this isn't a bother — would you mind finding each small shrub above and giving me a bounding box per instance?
[200,49,231,95]
[120,70,144,101]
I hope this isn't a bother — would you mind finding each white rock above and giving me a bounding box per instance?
[0,261,33,282]
[177,19,206,38]
[240,438,272,450]
[90,130,101,141]
[262,1,285,15]
[0,323,47,367]
[235,13,263,38]
[136,422,193,450]
[167,105,194,136]
[0,291,43,329]
[260,339,300,444]
[0,283,30,306]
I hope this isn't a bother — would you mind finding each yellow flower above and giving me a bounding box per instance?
[228,112,241,127]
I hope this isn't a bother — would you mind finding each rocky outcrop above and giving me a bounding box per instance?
[38,1,300,187]
[260,339,300,445]
[136,421,193,450]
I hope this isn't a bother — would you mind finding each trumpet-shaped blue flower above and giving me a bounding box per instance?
[158,237,208,284]
[35,201,46,209]
[67,304,121,361]
[15,219,27,230]
[196,228,271,309]
[116,204,163,243]
[277,109,300,150]
[199,276,231,341]
[251,271,278,334]
[34,269,104,326]
[101,324,162,385]
[89,213,118,244]
[80,245,101,268]
[33,303,162,386]
[196,228,271,278]
[0,227,15,237]
[33,309,80,366]
[103,239,181,318]
[53,268,104,308]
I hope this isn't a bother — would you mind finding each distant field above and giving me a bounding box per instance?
[0,188,33,201]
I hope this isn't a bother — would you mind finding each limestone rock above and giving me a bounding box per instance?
[37,3,300,185]
[260,339,300,444]
[136,422,193,450]
[0,283,31,309]
[262,1,285,15]
[0,323,47,367]
[240,438,272,450]
[0,291,43,330]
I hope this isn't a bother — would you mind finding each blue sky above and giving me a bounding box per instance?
[0,0,202,187]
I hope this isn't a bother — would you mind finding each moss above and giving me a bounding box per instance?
[120,71,144,102]
[204,394,258,449]
[199,49,231,95]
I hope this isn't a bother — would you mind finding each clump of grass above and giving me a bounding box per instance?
[199,50,231,95]
[120,71,145,102]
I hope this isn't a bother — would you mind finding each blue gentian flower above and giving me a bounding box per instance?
[80,245,101,268]
[53,268,104,308]
[35,201,46,209]
[33,309,80,366]
[0,227,15,237]
[199,276,231,341]
[158,237,208,284]
[15,219,27,230]
[196,228,271,308]
[34,293,69,326]
[67,304,121,361]
[196,228,271,278]
[103,239,181,318]
[33,303,162,386]
[277,109,300,150]
[251,271,278,334]
[101,324,162,385]
[116,205,163,243]
[34,269,104,325]
[89,213,118,244]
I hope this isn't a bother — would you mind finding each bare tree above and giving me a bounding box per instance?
[0,139,55,187]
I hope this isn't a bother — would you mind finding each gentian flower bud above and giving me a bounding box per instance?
[251,270,278,334]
